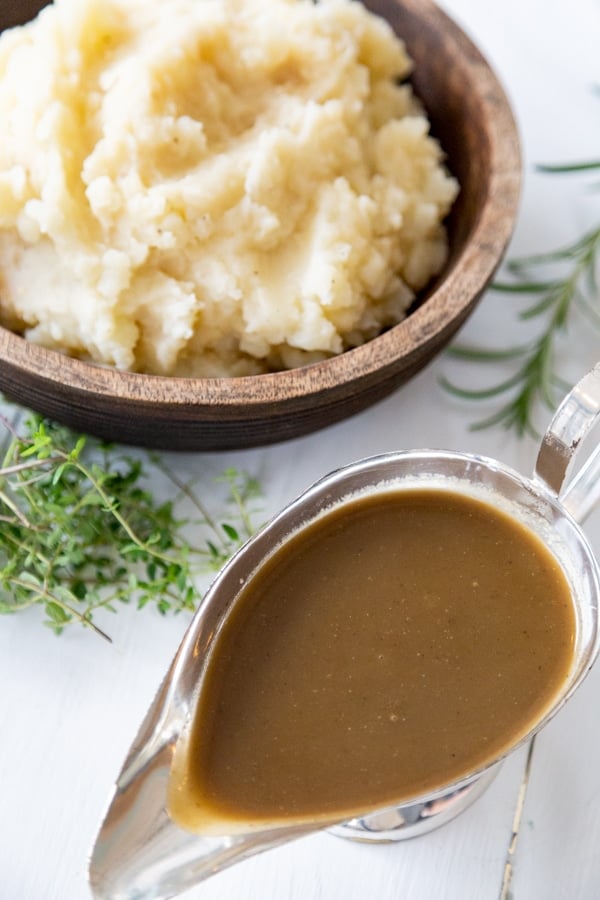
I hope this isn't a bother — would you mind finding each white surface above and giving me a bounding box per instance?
[1,1,600,898]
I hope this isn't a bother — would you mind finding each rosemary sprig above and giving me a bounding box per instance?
[442,160,600,437]
[0,413,262,638]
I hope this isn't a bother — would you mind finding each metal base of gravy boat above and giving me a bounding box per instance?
[89,365,600,900]
[329,763,503,842]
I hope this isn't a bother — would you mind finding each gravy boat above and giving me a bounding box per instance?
[89,364,600,899]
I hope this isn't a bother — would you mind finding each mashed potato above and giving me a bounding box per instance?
[0,0,458,377]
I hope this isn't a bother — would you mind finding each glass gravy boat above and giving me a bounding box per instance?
[89,364,600,900]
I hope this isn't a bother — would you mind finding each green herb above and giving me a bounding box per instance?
[0,412,262,639]
[536,160,600,174]
[442,159,600,437]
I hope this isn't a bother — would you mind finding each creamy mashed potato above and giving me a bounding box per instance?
[0,0,458,376]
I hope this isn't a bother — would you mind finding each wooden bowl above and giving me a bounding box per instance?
[0,0,521,451]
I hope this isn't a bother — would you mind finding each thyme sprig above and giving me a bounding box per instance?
[442,160,600,437]
[0,413,262,638]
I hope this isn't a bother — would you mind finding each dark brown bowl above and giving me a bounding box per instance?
[0,0,520,450]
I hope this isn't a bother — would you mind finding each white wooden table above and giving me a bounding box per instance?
[1,1,600,897]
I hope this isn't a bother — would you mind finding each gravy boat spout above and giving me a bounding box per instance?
[89,365,600,900]
[88,500,329,900]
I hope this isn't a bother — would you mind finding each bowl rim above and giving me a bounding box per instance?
[0,0,521,412]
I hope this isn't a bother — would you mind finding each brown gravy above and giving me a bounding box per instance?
[169,488,575,832]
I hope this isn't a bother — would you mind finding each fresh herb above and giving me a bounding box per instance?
[0,412,262,639]
[536,160,600,175]
[442,160,600,437]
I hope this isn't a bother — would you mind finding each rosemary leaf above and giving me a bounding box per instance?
[536,160,600,174]
[492,280,557,294]
[445,344,532,363]
[439,371,526,401]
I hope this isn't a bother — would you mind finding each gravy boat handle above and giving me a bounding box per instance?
[535,362,600,524]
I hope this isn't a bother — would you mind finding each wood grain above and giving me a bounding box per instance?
[0,0,521,450]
